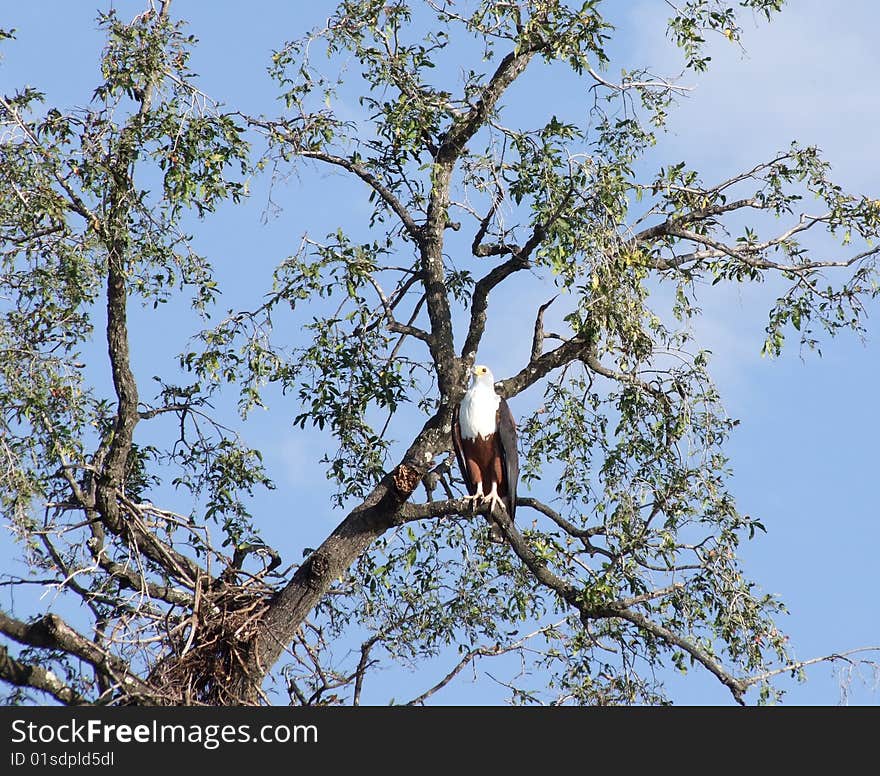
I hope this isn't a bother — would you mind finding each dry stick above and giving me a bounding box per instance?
[406,646,494,706]
[530,295,559,362]
[352,636,379,707]
[742,646,880,689]
[406,620,565,706]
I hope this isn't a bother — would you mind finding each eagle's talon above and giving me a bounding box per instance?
[484,489,506,517]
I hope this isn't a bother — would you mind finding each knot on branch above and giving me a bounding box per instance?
[392,463,422,498]
[306,552,331,587]
[36,614,63,645]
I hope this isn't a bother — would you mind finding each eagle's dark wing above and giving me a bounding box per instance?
[451,405,473,495]
[496,397,518,522]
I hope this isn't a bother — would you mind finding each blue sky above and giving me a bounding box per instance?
[2,1,879,705]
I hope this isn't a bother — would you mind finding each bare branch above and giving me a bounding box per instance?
[471,192,510,257]
[353,636,378,707]
[299,149,423,243]
[660,220,880,273]
[530,295,558,362]
[460,251,531,362]
[517,496,604,540]
[0,224,65,245]
[247,118,423,244]
[615,583,685,609]
[406,646,492,705]
[363,274,433,345]
[742,646,880,689]
[586,66,693,95]
[405,621,564,705]
[594,604,747,705]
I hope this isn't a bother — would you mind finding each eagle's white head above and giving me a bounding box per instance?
[470,364,496,389]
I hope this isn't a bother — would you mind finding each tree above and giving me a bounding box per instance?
[1,0,878,706]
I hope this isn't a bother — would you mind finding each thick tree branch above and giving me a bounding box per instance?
[436,46,541,164]
[94,249,139,523]
[89,4,210,597]
[58,6,207,593]
[241,409,453,702]
[94,5,173,529]
[496,333,593,399]
[0,610,153,701]
[400,495,491,523]
[0,644,85,705]
[460,254,529,361]
[421,43,543,396]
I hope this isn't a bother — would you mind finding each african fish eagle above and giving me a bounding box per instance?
[452,364,518,542]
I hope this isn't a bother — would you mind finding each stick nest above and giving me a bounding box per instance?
[148,582,272,705]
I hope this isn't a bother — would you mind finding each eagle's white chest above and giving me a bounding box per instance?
[458,382,500,441]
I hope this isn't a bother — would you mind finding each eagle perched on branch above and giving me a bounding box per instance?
[452,365,519,542]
